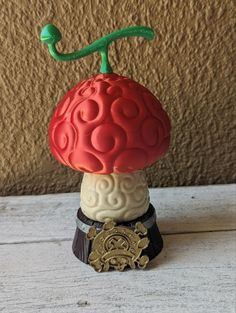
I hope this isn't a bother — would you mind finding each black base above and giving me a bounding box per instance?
[72,204,163,265]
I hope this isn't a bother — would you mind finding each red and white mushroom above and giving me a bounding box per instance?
[49,73,171,221]
[41,24,170,268]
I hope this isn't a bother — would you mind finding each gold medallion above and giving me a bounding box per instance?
[87,221,149,272]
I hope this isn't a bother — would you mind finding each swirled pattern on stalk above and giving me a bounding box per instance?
[80,171,150,222]
[48,73,171,174]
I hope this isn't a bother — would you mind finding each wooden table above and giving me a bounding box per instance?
[0,185,235,313]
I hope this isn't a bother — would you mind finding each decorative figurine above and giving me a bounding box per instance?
[40,24,171,271]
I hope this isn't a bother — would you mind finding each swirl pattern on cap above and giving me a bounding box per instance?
[80,171,150,222]
[49,73,171,173]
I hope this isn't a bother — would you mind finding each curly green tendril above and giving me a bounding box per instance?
[40,24,155,73]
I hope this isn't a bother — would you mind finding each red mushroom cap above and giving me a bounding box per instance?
[49,73,171,174]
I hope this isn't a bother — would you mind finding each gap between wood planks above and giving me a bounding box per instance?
[1,228,235,246]
[0,185,235,246]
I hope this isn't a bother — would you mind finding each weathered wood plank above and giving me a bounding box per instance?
[0,185,235,244]
[0,231,235,313]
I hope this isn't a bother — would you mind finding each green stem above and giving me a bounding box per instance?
[40,24,155,73]
[99,45,112,74]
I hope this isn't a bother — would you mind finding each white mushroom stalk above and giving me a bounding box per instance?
[80,170,150,223]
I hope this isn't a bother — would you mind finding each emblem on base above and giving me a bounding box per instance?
[87,221,150,272]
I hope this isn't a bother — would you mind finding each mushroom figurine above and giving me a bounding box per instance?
[40,24,171,271]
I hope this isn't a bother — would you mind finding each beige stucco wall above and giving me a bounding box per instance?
[0,0,235,195]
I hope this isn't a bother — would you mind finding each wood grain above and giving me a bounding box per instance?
[0,231,235,313]
[0,185,235,244]
[0,185,235,313]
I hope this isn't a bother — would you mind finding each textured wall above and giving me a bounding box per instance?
[0,0,235,195]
